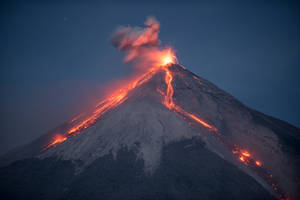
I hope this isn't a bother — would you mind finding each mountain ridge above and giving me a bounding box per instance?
[1,64,299,199]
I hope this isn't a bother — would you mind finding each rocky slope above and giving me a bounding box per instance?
[0,64,299,199]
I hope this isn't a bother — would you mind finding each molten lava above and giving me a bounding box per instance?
[45,49,216,149]
[161,61,217,132]
[43,48,288,200]
[161,51,175,65]
[44,134,67,150]
[66,49,180,136]
[241,150,251,157]
[174,106,218,132]
[67,65,161,135]
[255,160,262,167]
[163,66,175,109]
[239,156,246,162]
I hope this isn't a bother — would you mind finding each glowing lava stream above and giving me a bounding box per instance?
[44,57,288,199]
[162,65,217,132]
[160,64,289,200]
[66,66,159,136]
[43,134,67,150]
[44,52,177,150]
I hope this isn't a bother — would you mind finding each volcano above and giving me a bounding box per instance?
[1,17,300,200]
[0,63,299,200]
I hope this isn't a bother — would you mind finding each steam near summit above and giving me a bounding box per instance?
[111,17,160,51]
[0,18,299,200]
[111,17,176,68]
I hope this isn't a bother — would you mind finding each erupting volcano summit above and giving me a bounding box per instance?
[0,18,299,200]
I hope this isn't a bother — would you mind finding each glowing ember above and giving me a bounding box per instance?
[255,161,262,166]
[239,156,246,162]
[241,150,251,157]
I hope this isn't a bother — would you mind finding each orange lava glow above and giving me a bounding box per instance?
[147,48,177,67]
[43,46,288,200]
[241,150,251,157]
[67,48,178,136]
[232,147,253,164]
[44,134,67,150]
[161,64,218,132]
[43,49,177,150]
[255,160,262,166]
[230,146,287,198]
[162,66,175,109]
[239,156,245,162]
[67,67,158,135]
[233,147,264,168]
[69,113,83,123]
[175,106,218,131]
[45,48,218,148]
[161,53,174,65]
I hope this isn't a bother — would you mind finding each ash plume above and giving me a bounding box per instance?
[111,17,174,68]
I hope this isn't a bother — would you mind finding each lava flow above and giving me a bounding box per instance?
[44,50,216,151]
[43,52,288,199]
[158,61,288,200]
[42,17,289,199]
[44,48,176,150]
[162,65,218,132]
[44,134,67,150]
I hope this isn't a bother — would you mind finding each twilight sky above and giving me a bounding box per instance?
[0,0,299,154]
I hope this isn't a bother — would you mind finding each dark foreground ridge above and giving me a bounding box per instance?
[0,138,275,200]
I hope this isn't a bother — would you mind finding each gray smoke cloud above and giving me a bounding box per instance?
[110,17,162,65]
[111,17,176,69]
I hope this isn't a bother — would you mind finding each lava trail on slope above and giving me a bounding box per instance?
[42,16,291,199]
[160,64,289,200]
[43,61,288,200]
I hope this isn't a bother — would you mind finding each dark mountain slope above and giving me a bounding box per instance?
[0,138,275,200]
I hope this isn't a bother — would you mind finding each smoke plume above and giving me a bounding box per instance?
[111,17,175,69]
